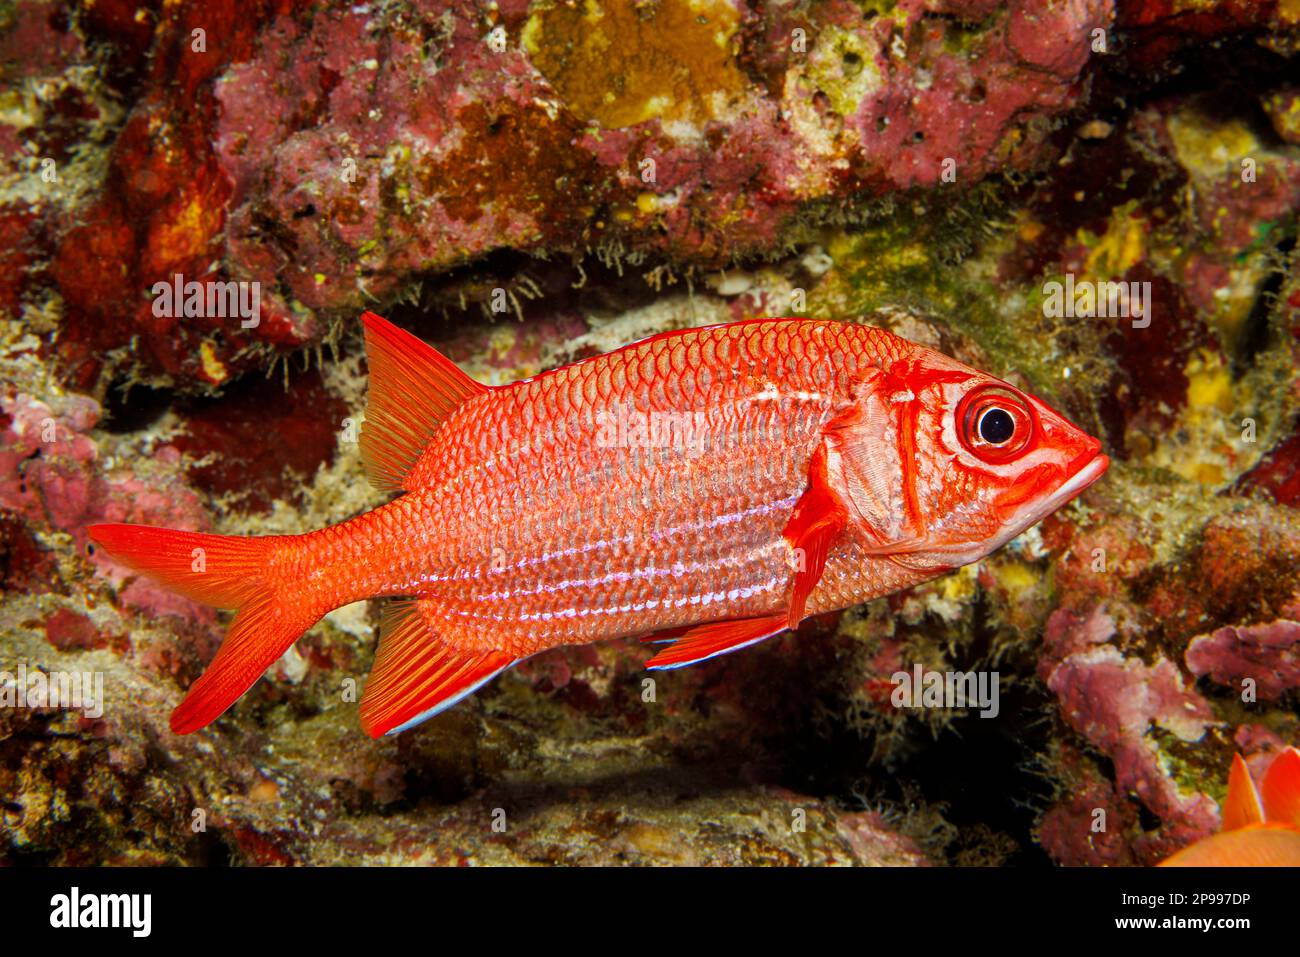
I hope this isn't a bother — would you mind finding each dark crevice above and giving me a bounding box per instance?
[101,380,173,434]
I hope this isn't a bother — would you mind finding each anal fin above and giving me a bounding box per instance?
[359,601,515,737]
[644,614,787,670]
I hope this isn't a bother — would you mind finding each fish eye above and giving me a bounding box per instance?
[978,407,1016,445]
[957,386,1035,462]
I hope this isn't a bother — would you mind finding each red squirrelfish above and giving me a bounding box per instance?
[89,313,1108,737]
[1161,747,1300,866]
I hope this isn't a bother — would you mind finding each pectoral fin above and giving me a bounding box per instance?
[782,442,848,627]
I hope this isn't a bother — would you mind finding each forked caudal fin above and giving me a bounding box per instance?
[1222,753,1265,830]
[84,314,500,737]
[1221,748,1300,832]
[87,523,318,734]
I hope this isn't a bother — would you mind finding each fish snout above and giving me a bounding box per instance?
[1024,393,1107,484]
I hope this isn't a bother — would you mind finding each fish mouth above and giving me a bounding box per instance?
[1051,450,1110,509]
[995,449,1109,547]
[915,449,1111,566]
[1027,449,1109,524]
[977,449,1107,556]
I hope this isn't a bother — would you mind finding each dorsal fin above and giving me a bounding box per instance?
[359,600,516,737]
[359,311,489,492]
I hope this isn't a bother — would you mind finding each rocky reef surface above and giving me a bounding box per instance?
[2,0,1298,866]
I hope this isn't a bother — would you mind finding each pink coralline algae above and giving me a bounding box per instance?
[44,607,121,653]
[1006,0,1106,75]
[7,0,1111,386]
[0,391,210,619]
[0,392,101,526]
[1038,607,1220,863]
[1037,742,1141,866]
[211,0,1114,322]
[1186,620,1300,701]
[835,809,930,867]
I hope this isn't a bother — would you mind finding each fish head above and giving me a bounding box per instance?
[831,346,1108,568]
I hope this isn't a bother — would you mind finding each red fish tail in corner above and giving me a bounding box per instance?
[86,524,319,734]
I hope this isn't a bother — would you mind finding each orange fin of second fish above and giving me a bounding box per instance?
[1261,746,1300,827]
[1222,753,1265,831]
[359,310,489,492]
[644,614,788,670]
[1160,823,1300,867]
[782,442,848,628]
[359,601,515,737]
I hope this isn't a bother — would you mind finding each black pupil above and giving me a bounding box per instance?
[979,408,1016,444]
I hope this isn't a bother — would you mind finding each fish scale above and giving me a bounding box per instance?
[301,321,886,654]
[88,313,1107,736]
